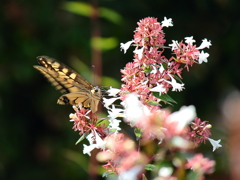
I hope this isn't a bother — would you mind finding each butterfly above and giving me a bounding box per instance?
[34,56,101,113]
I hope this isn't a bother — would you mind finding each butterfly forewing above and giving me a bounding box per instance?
[36,56,93,90]
[34,56,101,113]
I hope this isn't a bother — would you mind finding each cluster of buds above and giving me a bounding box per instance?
[69,17,221,179]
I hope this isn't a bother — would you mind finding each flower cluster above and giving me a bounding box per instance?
[120,18,212,110]
[68,17,221,179]
[186,153,216,175]
[187,117,212,146]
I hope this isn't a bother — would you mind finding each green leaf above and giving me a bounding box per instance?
[109,128,118,133]
[75,133,88,145]
[145,164,156,171]
[99,7,122,24]
[162,62,168,69]
[62,2,92,17]
[147,100,160,106]
[62,2,122,24]
[134,128,142,140]
[173,75,183,84]
[152,92,177,105]
[143,65,152,73]
[96,119,108,126]
[91,37,118,51]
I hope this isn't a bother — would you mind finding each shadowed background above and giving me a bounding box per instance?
[0,0,239,179]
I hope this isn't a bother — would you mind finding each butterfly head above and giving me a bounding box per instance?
[91,86,102,97]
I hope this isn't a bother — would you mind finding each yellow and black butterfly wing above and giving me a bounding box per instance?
[34,56,101,113]
[34,56,93,92]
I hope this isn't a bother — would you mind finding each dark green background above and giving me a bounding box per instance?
[1,0,239,179]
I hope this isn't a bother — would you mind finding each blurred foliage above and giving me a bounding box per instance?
[0,0,239,179]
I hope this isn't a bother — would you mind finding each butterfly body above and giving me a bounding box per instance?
[34,56,101,113]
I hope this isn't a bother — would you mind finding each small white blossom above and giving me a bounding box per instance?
[103,97,120,109]
[150,83,166,96]
[118,165,143,180]
[169,40,179,51]
[167,105,196,132]
[133,46,144,60]
[198,51,209,64]
[159,64,165,73]
[151,64,165,74]
[107,105,124,120]
[120,40,134,54]
[161,17,173,27]
[86,133,94,144]
[95,131,106,149]
[208,138,222,152]
[107,105,122,132]
[158,166,173,177]
[165,75,185,92]
[197,38,212,49]
[185,36,196,45]
[109,118,121,131]
[107,87,121,97]
[83,144,98,156]
[69,113,77,119]
[83,132,106,156]
[123,93,151,124]
[150,65,157,74]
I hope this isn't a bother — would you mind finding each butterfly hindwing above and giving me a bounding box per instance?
[34,56,101,113]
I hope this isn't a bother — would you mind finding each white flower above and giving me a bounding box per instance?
[95,131,106,149]
[120,40,134,54]
[158,166,173,177]
[133,46,144,60]
[118,165,143,180]
[161,17,173,27]
[107,105,124,120]
[184,36,196,45]
[83,144,98,156]
[164,75,185,92]
[167,105,196,132]
[150,83,166,96]
[123,93,150,124]
[103,97,120,109]
[86,133,94,144]
[109,118,121,131]
[197,38,212,49]
[208,138,222,152]
[169,40,179,51]
[107,87,121,96]
[159,64,165,73]
[150,65,157,74]
[198,51,209,64]
[83,132,106,156]
[151,64,165,74]
[69,113,77,120]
